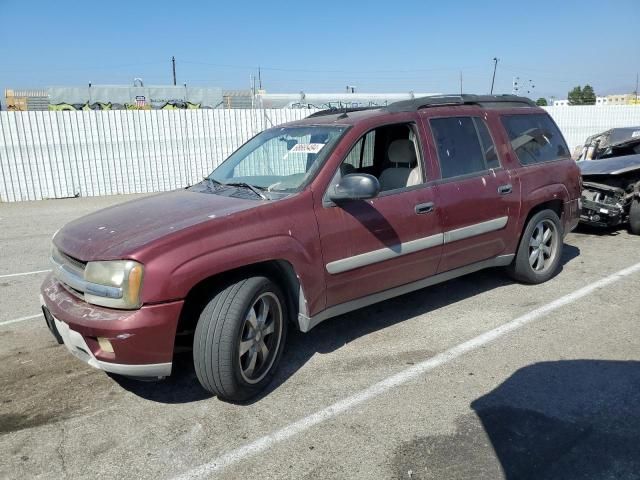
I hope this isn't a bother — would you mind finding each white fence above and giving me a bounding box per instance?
[1,106,640,202]
[543,105,640,154]
[0,109,316,202]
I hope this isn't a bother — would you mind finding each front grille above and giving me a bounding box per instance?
[58,250,87,271]
[51,247,87,296]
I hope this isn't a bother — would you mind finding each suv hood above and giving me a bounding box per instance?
[54,190,261,261]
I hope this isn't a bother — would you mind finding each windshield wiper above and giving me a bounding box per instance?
[202,176,224,191]
[224,181,269,200]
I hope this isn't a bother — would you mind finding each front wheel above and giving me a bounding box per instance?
[193,276,287,402]
[508,209,563,284]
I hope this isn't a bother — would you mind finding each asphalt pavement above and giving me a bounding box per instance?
[1,194,639,480]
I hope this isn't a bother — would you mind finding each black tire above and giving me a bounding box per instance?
[193,276,287,402]
[508,209,563,284]
[629,197,640,235]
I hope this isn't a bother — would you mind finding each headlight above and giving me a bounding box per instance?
[84,260,144,309]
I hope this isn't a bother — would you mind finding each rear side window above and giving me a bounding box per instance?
[501,113,570,165]
[430,117,500,179]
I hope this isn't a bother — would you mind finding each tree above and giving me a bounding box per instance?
[535,97,548,106]
[568,86,583,105]
[582,85,596,105]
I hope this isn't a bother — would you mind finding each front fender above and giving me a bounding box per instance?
[145,235,325,316]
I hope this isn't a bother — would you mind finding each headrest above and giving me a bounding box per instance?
[388,139,417,165]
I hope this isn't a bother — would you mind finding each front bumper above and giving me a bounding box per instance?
[579,198,626,228]
[40,273,184,378]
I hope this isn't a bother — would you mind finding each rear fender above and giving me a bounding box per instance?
[519,183,570,232]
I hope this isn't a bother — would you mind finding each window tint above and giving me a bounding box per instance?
[430,117,498,179]
[501,113,569,165]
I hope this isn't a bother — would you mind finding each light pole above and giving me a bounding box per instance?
[490,57,499,94]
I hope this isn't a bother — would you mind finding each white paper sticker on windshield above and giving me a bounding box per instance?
[289,143,325,154]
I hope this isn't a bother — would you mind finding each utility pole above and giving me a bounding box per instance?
[636,72,639,103]
[490,57,499,95]
[459,71,463,95]
[258,67,262,90]
[172,56,177,86]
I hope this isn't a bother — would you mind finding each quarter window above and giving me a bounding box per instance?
[430,117,500,179]
[501,113,570,165]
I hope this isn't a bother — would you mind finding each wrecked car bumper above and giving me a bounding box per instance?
[578,154,640,229]
[579,199,626,227]
[40,273,183,377]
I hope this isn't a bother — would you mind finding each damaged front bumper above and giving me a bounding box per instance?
[580,182,628,227]
[40,274,183,378]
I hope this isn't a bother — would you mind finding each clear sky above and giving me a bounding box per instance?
[1,0,639,101]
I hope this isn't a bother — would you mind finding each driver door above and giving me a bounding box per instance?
[312,120,443,308]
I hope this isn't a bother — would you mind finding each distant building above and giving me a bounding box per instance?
[4,89,49,111]
[553,94,638,106]
[606,93,637,105]
[5,84,224,110]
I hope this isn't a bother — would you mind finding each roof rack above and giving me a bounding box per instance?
[305,95,536,119]
[307,106,380,118]
[386,94,537,113]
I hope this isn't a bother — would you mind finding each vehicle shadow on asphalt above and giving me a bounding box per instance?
[392,360,640,479]
[573,223,626,237]
[114,244,580,404]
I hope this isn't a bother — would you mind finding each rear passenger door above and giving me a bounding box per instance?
[422,112,521,273]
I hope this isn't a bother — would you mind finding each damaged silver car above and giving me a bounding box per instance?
[576,127,640,233]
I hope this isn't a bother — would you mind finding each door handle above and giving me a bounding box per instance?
[415,202,435,214]
[498,184,513,195]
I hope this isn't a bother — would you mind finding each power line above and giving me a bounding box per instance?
[179,59,488,75]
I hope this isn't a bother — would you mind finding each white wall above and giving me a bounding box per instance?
[1,106,640,202]
[0,109,314,202]
[543,105,640,152]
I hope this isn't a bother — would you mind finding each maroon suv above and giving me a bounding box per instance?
[41,95,581,401]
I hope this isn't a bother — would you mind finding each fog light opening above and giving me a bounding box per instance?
[97,337,114,353]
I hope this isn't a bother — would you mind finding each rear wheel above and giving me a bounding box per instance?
[508,209,563,284]
[629,197,640,235]
[193,276,287,402]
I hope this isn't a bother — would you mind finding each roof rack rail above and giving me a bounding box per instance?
[308,106,380,118]
[386,94,537,113]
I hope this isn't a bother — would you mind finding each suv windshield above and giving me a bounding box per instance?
[208,125,347,193]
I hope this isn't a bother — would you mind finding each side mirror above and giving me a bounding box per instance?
[329,173,380,202]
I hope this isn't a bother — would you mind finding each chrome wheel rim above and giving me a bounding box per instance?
[528,219,558,273]
[238,292,283,384]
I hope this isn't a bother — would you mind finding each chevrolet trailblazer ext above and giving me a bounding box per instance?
[41,95,581,401]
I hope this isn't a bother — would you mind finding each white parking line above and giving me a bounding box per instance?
[0,313,42,327]
[174,260,640,480]
[0,269,50,279]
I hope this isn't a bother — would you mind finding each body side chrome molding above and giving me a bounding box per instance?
[443,216,508,244]
[299,254,514,333]
[326,233,444,275]
[326,216,509,275]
